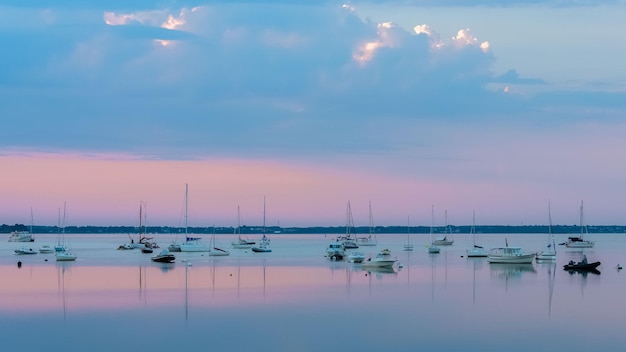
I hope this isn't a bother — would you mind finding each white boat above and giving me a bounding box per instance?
[356,201,377,247]
[55,204,68,252]
[362,249,397,268]
[403,216,414,251]
[56,251,77,261]
[536,203,557,261]
[338,201,359,249]
[15,247,37,255]
[232,205,255,249]
[9,231,34,242]
[39,244,55,254]
[432,209,454,245]
[565,200,594,248]
[488,243,535,264]
[251,197,272,253]
[347,251,365,263]
[207,228,230,256]
[428,205,440,253]
[177,184,210,253]
[326,242,346,260]
[466,210,487,257]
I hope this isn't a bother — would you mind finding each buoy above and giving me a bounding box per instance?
[398,263,404,268]
[617,264,622,270]
[17,261,22,268]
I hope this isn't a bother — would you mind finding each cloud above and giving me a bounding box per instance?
[1,1,625,161]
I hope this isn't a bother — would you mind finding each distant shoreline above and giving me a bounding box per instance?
[2,224,625,235]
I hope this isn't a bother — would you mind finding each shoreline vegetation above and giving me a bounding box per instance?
[2,224,625,235]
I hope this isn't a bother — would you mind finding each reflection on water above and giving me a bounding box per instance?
[2,233,626,351]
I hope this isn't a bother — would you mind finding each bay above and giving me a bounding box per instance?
[1,232,625,351]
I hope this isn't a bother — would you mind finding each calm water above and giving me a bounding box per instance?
[1,232,625,352]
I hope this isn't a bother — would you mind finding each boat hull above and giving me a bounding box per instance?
[563,261,600,271]
[151,255,176,263]
[488,254,535,264]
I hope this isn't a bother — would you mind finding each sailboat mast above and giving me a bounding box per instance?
[185,183,189,236]
[263,196,266,235]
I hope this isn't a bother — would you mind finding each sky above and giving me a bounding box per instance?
[1,0,626,228]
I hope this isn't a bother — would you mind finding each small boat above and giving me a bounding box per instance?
[39,245,55,254]
[347,251,365,263]
[326,242,346,261]
[117,243,133,250]
[362,249,397,268]
[15,247,37,255]
[251,198,272,253]
[428,206,441,253]
[56,251,77,261]
[9,231,34,242]
[564,201,594,248]
[466,211,487,257]
[432,210,454,246]
[563,255,600,271]
[151,249,176,263]
[488,244,535,264]
[231,205,255,249]
[141,247,154,254]
[536,203,557,261]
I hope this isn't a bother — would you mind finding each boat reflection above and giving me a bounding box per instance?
[489,263,536,281]
[360,265,397,275]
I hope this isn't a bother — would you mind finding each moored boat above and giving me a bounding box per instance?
[326,242,346,261]
[488,246,535,264]
[15,247,37,255]
[9,231,34,242]
[347,251,365,263]
[151,249,176,263]
[362,249,397,268]
[563,255,600,271]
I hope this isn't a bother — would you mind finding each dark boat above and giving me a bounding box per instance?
[563,257,600,271]
[141,247,153,254]
[151,250,175,263]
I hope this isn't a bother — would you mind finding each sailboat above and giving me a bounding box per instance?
[428,206,441,253]
[208,227,230,256]
[433,209,454,245]
[403,216,414,251]
[565,200,594,248]
[252,197,272,253]
[356,201,378,246]
[54,204,67,252]
[536,202,557,261]
[55,203,77,261]
[9,207,35,242]
[179,184,210,252]
[232,205,254,249]
[338,201,359,249]
[466,210,487,257]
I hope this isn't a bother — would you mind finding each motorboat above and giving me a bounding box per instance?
[56,251,77,261]
[362,249,397,268]
[141,247,154,254]
[488,246,535,264]
[8,231,34,242]
[563,256,600,272]
[347,251,365,263]
[151,249,176,263]
[326,242,346,261]
[39,244,55,254]
[15,247,37,255]
[117,243,133,250]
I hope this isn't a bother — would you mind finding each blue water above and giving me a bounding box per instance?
[1,232,625,351]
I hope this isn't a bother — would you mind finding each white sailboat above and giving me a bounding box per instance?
[232,205,254,249]
[565,200,594,248]
[356,201,378,247]
[252,197,272,253]
[536,202,557,261]
[208,227,230,256]
[55,203,77,261]
[54,204,67,252]
[428,206,441,254]
[433,209,454,245]
[179,184,210,252]
[403,216,414,251]
[466,210,487,257]
[338,201,359,249]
